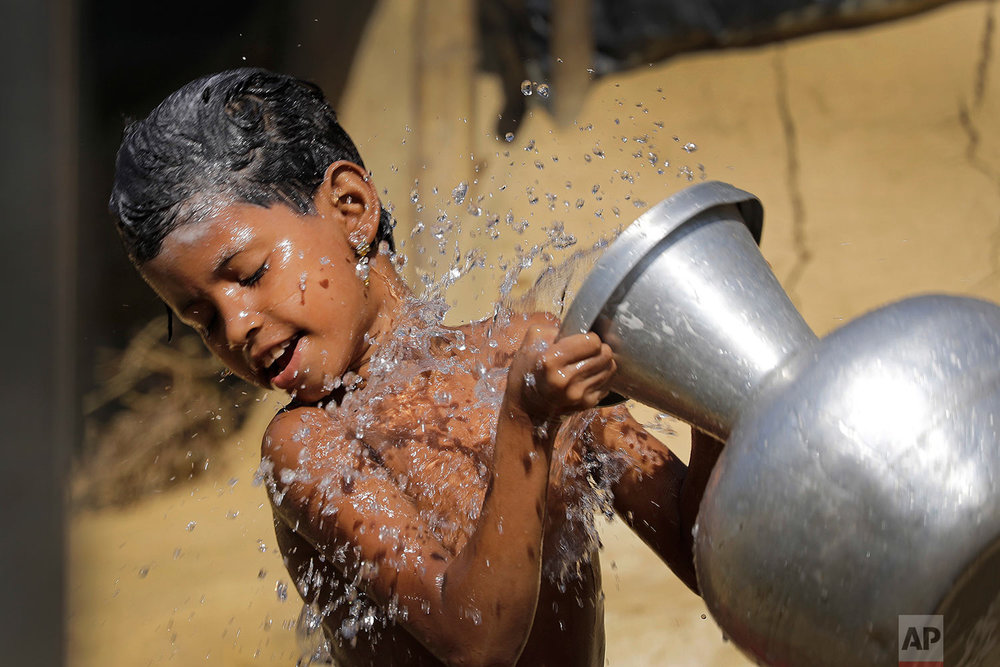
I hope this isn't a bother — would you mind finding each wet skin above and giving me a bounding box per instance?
[141,162,396,404]
[139,161,722,666]
[268,318,610,666]
[263,315,719,666]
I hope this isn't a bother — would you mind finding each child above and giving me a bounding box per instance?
[110,68,723,666]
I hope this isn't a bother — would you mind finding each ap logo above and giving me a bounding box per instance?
[899,615,944,666]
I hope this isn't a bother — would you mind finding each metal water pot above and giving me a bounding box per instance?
[560,181,1000,666]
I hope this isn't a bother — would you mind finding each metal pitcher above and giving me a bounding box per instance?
[560,181,1000,666]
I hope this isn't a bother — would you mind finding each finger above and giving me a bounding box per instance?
[545,346,614,394]
[566,346,615,380]
[566,362,617,404]
[582,384,613,408]
[542,344,610,389]
[522,323,558,349]
[581,363,618,403]
[581,359,617,390]
[546,332,604,365]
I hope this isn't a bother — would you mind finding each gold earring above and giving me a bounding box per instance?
[355,255,370,286]
[355,240,371,286]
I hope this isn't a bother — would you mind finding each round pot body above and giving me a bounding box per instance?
[695,294,1000,666]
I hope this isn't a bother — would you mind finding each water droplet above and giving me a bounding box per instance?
[275,580,288,602]
[138,566,149,578]
[520,79,533,96]
[504,131,514,142]
[452,181,468,205]
[683,142,698,153]
[536,83,550,98]
[701,613,707,619]
[186,521,197,532]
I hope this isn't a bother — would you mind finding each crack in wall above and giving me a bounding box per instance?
[960,102,1000,290]
[773,47,811,306]
[964,0,1000,291]
[974,0,995,107]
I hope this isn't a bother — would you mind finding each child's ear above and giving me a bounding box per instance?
[317,160,381,251]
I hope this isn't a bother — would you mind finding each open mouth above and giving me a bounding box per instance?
[262,334,303,386]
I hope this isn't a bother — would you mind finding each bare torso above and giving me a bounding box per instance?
[268,313,608,666]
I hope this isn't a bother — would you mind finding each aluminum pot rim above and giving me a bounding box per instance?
[558,180,763,338]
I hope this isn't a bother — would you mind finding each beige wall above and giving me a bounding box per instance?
[340,0,1000,330]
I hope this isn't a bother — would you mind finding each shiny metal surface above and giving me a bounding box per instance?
[560,181,764,334]
[694,295,1000,667]
[562,181,1000,666]
[559,181,815,438]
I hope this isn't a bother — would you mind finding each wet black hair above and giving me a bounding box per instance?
[109,67,395,264]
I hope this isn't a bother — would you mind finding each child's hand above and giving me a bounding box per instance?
[507,321,617,420]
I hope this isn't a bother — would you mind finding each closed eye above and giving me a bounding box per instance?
[183,303,218,337]
[239,262,269,287]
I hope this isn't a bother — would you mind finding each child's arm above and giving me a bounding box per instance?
[262,318,615,666]
[586,406,724,593]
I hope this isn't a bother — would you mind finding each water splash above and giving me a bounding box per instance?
[295,603,332,666]
[256,94,709,655]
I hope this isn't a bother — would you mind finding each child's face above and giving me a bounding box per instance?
[140,200,378,403]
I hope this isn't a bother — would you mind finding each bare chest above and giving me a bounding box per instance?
[350,366,505,551]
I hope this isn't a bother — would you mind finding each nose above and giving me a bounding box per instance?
[217,296,262,351]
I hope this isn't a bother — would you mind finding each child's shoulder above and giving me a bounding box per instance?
[261,404,347,471]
